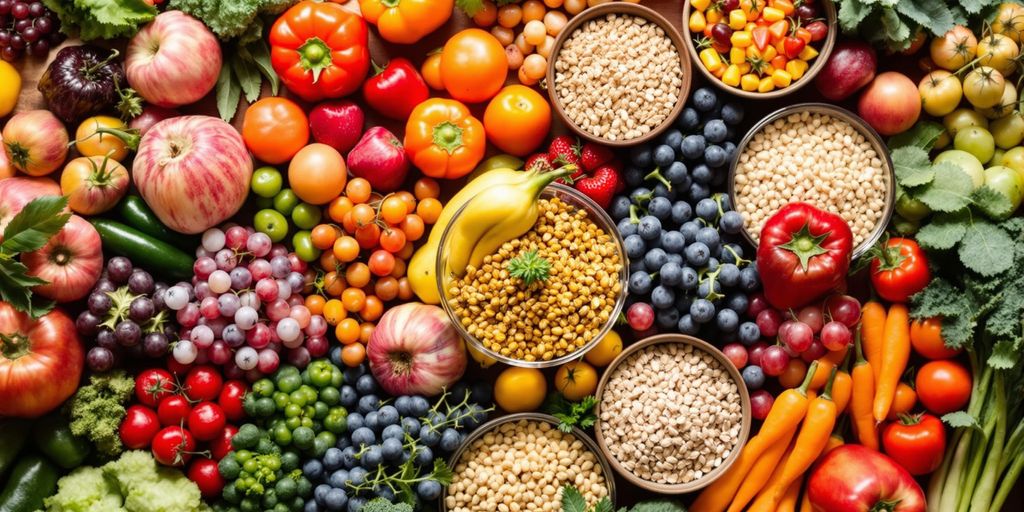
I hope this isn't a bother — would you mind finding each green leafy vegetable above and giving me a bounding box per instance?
[957,222,1014,276]
[166,0,294,41]
[836,0,1001,53]
[362,498,414,512]
[66,371,135,458]
[914,163,974,212]
[508,250,552,285]
[888,121,945,151]
[456,0,520,16]
[215,40,280,121]
[561,485,621,512]
[914,210,969,250]
[43,0,156,41]
[544,394,597,433]
[0,196,70,317]
[891,146,936,187]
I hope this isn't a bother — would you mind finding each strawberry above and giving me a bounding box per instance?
[548,135,581,168]
[579,142,614,172]
[574,162,621,209]
[524,152,554,173]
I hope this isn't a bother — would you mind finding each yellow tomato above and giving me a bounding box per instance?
[494,367,546,412]
[421,50,445,91]
[554,361,597,401]
[75,116,131,162]
[0,61,19,117]
[467,343,497,368]
[584,330,622,367]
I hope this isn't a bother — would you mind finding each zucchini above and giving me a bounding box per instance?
[90,218,194,281]
[116,195,198,248]
[0,454,58,512]
[0,421,29,480]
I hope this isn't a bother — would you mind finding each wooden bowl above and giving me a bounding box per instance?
[593,334,752,494]
[545,2,693,147]
[681,0,838,99]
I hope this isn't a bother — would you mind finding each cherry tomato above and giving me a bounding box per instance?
[380,196,408,224]
[910,318,961,360]
[135,368,175,408]
[289,144,347,205]
[336,318,361,344]
[805,20,828,42]
[119,405,161,449]
[187,458,225,497]
[152,426,196,466]
[916,360,971,414]
[311,224,338,250]
[184,365,223,402]
[333,236,360,263]
[341,342,366,366]
[413,178,440,200]
[881,413,946,475]
[188,402,227,442]
[242,97,310,164]
[484,85,551,156]
[355,224,381,249]
[368,250,396,276]
[345,178,372,203]
[217,380,248,422]
[379,228,406,253]
[210,425,238,460]
[158,395,193,427]
[400,214,425,241]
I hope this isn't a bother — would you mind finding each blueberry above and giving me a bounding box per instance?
[705,145,728,167]
[690,299,716,323]
[652,183,676,200]
[346,413,364,433]
[680,135,705,159]
[704,119,728,144]
[325,488,348,511]
[661,231,686,254]
[630,146,653,168]
[355,374,377,395]
[616,219,636,238]
[681,266,699,289]
[696,227,721,253]
[680,221,700,243]
[630,187,652,205]
[315,484,332,505]
[381,438,404,462]
[377,486,396,502]
[706,257,720,272]
[661,128,684,149]
[718,263,741,287]
[401,417,421,436]
[364,411,380,432]
[394,396,412,416]
[624,234,646,259]
[691,163,713,185]
[726,293,749,315]
[351,427,376,447]
[721,103,744,125]
[382,424,404,441]
[666,253,684,266]
[723,141,738,162]
[439,428,463,453]
[738,321,761,345]
[656,307,680,329]
[685,242,710,267]
[425,410,446,427]
[327,468,349,488]
[329,346,343,367]
[629,259,647,274]
[651,286,675,309]
[348,467,368,486]
[414,445,434,466]
[417,480,443,500]
[323,448,344,471]
[644,248,669,270]
[652,144,675,167]
[341,446,359,469]
[637,216,662,240]
[676,107,701,131]
[689,182,711,202]
[408,396,430,417]
[664,161,689,185]
[342,364,365,384]
[720,243,744,264]
[648,196,673,220]
[697,279,722,299]
[361,445,383,468]
[419,426,440,447]
[304,459,325,479]
[695,198,718,221]
[657,261,681,286]
[740,266,760,291]
[610,196,632,220]
[677,314,699,335]
[347,498,367,512]
[716,308,739,332]
[623,166,645,187]
[470,383,493,405]
[693,87,718,112]
[629,271,654,295]
[742,365,765,389]
[378,405,400,426]
[339,386,358,408]
[464,403,487,429]
[670,201,693,225]
[357,394,379,415]
[719,211,744,234]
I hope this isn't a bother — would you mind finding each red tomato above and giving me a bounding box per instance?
[916,360,971,414]
[241,97,310,164]
[119,405,161,449]
[135,368,176,408]
[910,318,961,360]
[165,355,192,375]
[188,402,227,441]
[210,425,238,460]
[882,413,946,475]
[184,365,223,402]
[870,238,930,303]
[151,426,195,467]
[218,380,248,422]
[188,458,225,498]
[808,445,926,512]
[157,395,193,427]
[0,304,83,418]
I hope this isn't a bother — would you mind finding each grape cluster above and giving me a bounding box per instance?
[163,225,331,379]
[611,87,760,341]
[300,354,491,512]
[75,256,179,372]
[0,0,62,61]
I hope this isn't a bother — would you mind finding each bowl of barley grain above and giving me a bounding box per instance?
[437,183,627,368]
[595,334,751,494]
[547,2,692,146]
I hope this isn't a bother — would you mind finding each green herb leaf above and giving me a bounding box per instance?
[0,259,52,317]
[431,458,454,486]
[910,278,976,348]
[916,162,975,212]
[892,146,936,187]
[1,196,70,254]
[888,121,945,151]
[915,209,969,250]
[545,393,598,433]
[248,39,280,96]
[942,411,982,430]
[231,53,262,104]
[878,7,912,49]
[895,0,955,37]
[508,250,552,285]
[958,222,1014,276]
[215,62,241,122]
[838,0,872,32]
[988,339,1019,369]
[561,485,589,512]
[593,497,616,512]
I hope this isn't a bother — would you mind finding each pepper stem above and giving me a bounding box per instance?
[432,121,464,154]
[778,222,831,271]
[297,37,334,83]
[371,59,387,76]
[798,360,818,396]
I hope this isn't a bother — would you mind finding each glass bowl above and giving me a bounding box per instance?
[436,183,628,369]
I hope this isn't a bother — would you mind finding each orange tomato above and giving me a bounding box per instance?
[341,342,366,366]
[60,156,129,215]
[75,116,131,162]
[421,49,445,90]
[304,295,326,315]
[483,85,551,156]
[288,143,346,205]
[910,317,961,360]
[336,318,361,344]
[242,97,310,164]
[886,382,917,421]
[311,224,338,250]
[328,196,354,223]
[440,29,508,103]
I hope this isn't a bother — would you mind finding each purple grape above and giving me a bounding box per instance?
[0,0,12,15]
[143,332,169,357]
[33,16,50,34]
[95,328,118,350]
[222,323,245,347]
[107,257,133,284]
[0,31,10,46]
[287,346,311,368]
[10,2,28,19]
[710,23,732,46]
[88,291,113,315]
[14,19,30,33]
[128,270,154,294]
[229,267,253,290]
[721,0,738,10]
[115,320,141,346]
[87,347,115,372]
[27,1,43,16]
[152,287,167,310]
[76,311,101,337]
[796,4,817,20]
[270,255,291,278]
[129,296,155,322]
[93,278,117,294]
[1,46,19,62]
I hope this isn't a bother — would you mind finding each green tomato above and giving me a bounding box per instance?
[254,397,276,417]
[292,427,314,450]
[324,410,347,434]
[291,203,322,230]
[280,451,300,472]
[252,379,275,397]
[954,126,996,164]
[984,165,1024,216]
[307,361,335,387]
[277,373,302,393]
[284,417,301,430]
[271,424,292,446]
[251,166,284,198]
[273,391,290,410]
[283,403,302,418]
[943,108,989,138]
[313,401,329,420]
[993,148,1006,166]
[1000,146,1024,174]
[991,113,1024,149]
[935,149,986,189]
[288,389,308,407]
[292,230,320,262]
[254,209,289,243]
[934,130,951,150]
[891,214,920,235]
[319,387,340,405]
[896,192,931,221]
[273,189,300,216]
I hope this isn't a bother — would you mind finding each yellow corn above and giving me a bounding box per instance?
[745,22,758,32]
[772,69,793,87]
[738,62,752,74]
[763,6,785,21]
[712,65,726,78]
[722,64,742,86]
[700,48,724,72]
[741,73,761,91]
[746,45,762,59]
[799,45,820,61]
[729,9,748,30]
[707,9,723,24]
[763,45,778,61]
[786,59,809,80]
[758,76,776,93]
[730,47,747,65]
[692,0,712,11]
[731,30,753,48]
[689,10,707,32]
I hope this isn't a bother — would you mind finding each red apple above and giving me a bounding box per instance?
[858,72,921,136]
[2,110,69,176]
[133,116,253,234]
[0,176,62,233]
[309,100,365,154]
[367,303,466,397]
[347,127,409,192]
[808,445,925,512]
[22,215,103,303]
[129,105,180,136]
[126,11,222,108]
[815,40,877,101]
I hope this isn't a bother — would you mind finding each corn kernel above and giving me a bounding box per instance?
[731,30,753,48]
[786,59,809,80]
[692,0,712,11]
[762,6,785,22]
[729,9,747,30]
[763,46,778,61]
[730,47,746,65]
[772,69,793,87]
[737,62,752,74]
[758,76,776,93]
[741,73,761,91]
[798,45,819,61]
[689,10,707,33]
[700,48,724,72]
[722,64,742,86]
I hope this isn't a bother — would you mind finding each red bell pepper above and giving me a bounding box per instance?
[269,1,370,102]
[808,444,926,512]
[757,202,853,309]
[362,58,429,121]
[869,238,930,303]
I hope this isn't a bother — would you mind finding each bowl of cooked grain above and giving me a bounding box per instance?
[728,103,895,259]
[546,2,692,147]
[436,183,627,369]
[594,334,751,494]
[442,413,616,512]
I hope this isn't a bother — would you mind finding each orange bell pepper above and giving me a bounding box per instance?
[403,98,485,180]
[360,0,453,44]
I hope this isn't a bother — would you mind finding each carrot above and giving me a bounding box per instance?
[885,381,917,420]
[873,304,910,422]
[691,362,819,512]
[748,370,839,512]
[851,329,879,450]
[831,370,852,413]
[809,345,848,390]
[725,428,798,512]
[860,301,887,384]
[778,477,802,512]
[800,484,814,512]
[798,429,841,512]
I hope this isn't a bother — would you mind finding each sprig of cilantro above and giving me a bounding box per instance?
[0,196,70,317]
[561,485,621,512]
[544,393,597,433]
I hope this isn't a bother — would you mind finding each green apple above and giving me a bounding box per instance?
[254,209,289,242]
[953,126,996,164]
[984,165,1024,217]
[935,149,986,189]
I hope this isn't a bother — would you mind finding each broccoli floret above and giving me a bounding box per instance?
[67,371,134,458]
[630,499,687,512]
[167,0,295,41]
[362,498,413,512]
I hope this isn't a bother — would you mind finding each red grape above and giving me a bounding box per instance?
[801,340,827,362]
[820,321,852,351]
[626,302,655,331]
[747,293,770,316]
[722,343,748,369]
[780,321,813,353]
[761,345,790,376]
[797,306,824,333]
[750,389,775,420]
[755,308,783,337]
[747,341,769,367]
[710,23,733,46]
[824,294,862,327]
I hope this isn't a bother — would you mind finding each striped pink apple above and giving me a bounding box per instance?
[2,110,69,176]
[133,116,253,234]
[367,302,467,397]
[126,11,222,108]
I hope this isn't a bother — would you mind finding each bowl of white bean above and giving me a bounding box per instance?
[593,334,751,494]
[728,103,896,259]
[442,412,616,512]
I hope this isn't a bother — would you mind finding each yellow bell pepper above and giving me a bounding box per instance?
[689,10,707,33]
[722,64,742,86]
[730,47,747,65]
[741,73,761,91]
[758,76,776,93]
[786,59,809,80]
[693,0,712,11]
[772,69,793,87]
[360,0,452,44]
[700,48,724,72]
[799,45,820,61]
[729,9,748,30]
[762,6,785,22]
[731,30,753,48]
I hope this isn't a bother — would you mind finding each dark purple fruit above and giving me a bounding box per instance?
[37,44,128,123]
[87,347,115,372]
[711,23,733,47]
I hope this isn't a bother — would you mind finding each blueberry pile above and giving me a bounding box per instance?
[611,87,761,342]
[301,350,492,512]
